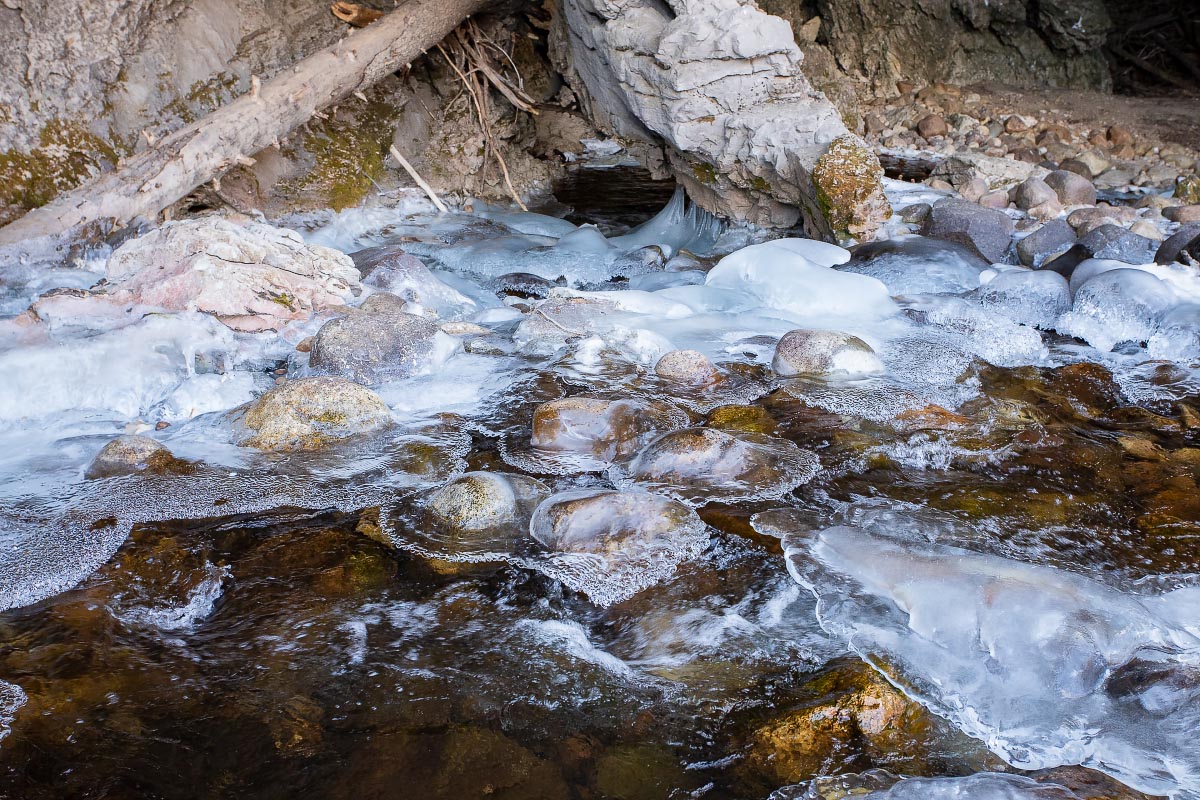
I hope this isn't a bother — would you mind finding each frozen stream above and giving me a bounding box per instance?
[0,167,1198,799]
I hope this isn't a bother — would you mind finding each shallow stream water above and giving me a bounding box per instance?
[0,166,1198,800]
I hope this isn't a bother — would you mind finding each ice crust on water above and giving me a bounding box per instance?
[778,522,1200,799]
[1148,304,1200,362]
[773,772,1092,800]
[841,235,989,296]
[974,269,1071,330]
[0,681,26,745]
[1057,268,1178,352]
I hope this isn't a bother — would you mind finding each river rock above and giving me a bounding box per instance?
[1018,219,1076,268]
[530,489,703,555]
[916,114,948,139]
[530,397,682,461]
[621,427,820,502]
[84,435,189,479]
[1156,224,1200,265]
[1044,169,1098,206]
[358,292,410,315]
[513,294,620,351]
[773,329,884,377]
[921,198,1014,263]
[1076,224,1159,265]
[1011,177,1058,210]
[427,472,549,534]
[654,349,721,386]
[103,216,360,332]
[234,377,393,451]
[308,310,446,385]
[1163,206,1200,224]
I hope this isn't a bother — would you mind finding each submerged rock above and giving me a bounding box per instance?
[234,377,393,451]
[103,216,360,332]
[84,434,190,479]
[352,246,477,318]
[654,349,721,386]
[620,427,820,503]
[308,310,446,385]
[530,397,682,462]
[427,472,549,534]
[773,329,883,377]
[530,489,702,555]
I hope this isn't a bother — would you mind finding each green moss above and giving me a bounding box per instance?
[810,134,891,241]
[691,161,719,185]
[749,175,771,193]
[0,118,124,212]
[163,73,240,125]
[285,95,401,210]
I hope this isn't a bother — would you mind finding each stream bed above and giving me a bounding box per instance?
[0,167,1198,800]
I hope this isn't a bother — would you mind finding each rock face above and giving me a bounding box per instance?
[764,0,1111,98]
[308,310,446,385]
[104,216,360,332]
[550,0,888,239]
[234,377,393,451]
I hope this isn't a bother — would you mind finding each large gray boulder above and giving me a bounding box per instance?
[1018,220,1076,268]
[550,0,889,238]
[308,310,446,385]
[921,198,1015,263]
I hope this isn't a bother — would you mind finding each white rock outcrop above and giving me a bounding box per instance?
[103,215,361,331]
[551,0,889,238]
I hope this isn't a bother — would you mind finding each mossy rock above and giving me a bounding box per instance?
[811,134,891,242]
[0,118,125,219]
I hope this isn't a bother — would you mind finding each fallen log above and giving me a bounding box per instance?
[0,0,492,246]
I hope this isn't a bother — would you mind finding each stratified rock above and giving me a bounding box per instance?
[550,0,887,238]
[1044,169,1097,206]
[1018,219,1076,268]
[531,397,682,462]
[921,198,1015,263]
[773,329,883,377]
[654,349,721,386]
[234,377,393,451]
[103,216,360,332]
[84,435,190,479]
[308,310,445,385]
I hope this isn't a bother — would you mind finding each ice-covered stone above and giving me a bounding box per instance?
[103,216,360,332]
[773,329,884,377]
[84,434,189,479]
[617,427,820,504]
[352,246,478,320]
[1147,304,1200,361]
[530,397,683,462]
[778,522,1200,799]
[427,472,549,534]
[1057,269,1177,351]
[843,236,989,295]
[654,349,721,386]
[974,269,1071,329]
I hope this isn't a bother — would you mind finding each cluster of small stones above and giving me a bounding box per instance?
[860,82,1199,193]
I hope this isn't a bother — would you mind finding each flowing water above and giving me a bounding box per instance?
[0,166,1198,800]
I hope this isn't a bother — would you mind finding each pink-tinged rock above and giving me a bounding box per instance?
[103,216,361,332]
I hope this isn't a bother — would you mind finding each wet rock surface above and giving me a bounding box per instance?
[308,309,446,385]
[234,376,393,451]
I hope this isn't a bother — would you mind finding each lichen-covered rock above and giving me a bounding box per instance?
[427,472,549,534]
[84,434,190,479]
[234,376,393,451]
[811,135,892,241]
[744,661,952,785]
[550,0,883,238]
[308,309,447,385]
[773,329,884,377]
[1175,175,1200,205]
[103,216,360,332]
[654,349,721,386]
